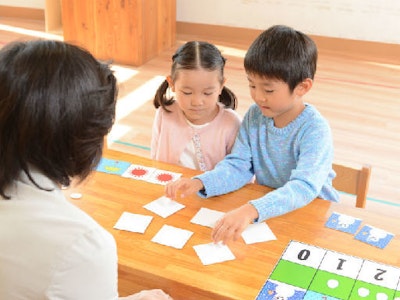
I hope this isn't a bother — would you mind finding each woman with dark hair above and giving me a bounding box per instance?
[0,40,171,300]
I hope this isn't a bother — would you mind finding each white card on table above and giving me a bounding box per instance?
[193,242,236,265]
[143,196,185,218]
[190,207,225,228]
[151,224,193,249]
[241,222,277,244]
[113,212,153,234]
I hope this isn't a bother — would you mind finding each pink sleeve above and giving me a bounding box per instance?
[226,111,242,154]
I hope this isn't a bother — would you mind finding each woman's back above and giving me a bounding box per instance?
[0,169,118,299]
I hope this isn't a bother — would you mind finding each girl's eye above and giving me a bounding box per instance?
[265,90,274,93]
[204,92,213,96]
[182,91,192,95]
[249,85,256,89]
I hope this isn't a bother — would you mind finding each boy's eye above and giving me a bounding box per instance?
[248,85,256,89]
[182,91,192,95]
[204,92,213,96]
[265,90,274,93]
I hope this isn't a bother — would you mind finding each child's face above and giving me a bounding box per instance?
[168,68,224,125]
[247,73,308,128]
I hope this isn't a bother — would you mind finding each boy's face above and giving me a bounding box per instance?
[247,73,309,128]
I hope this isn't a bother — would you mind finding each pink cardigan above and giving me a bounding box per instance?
[151,102,242,170]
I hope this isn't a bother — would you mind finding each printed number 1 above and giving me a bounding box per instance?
[337,258,346,270]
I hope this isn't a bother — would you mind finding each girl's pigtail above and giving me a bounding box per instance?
[219,86,238,110]
[153,80,174,111]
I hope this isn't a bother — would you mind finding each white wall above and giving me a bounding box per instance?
[0,0,44,9]
[3,0,400,44]
[177,0,400,44]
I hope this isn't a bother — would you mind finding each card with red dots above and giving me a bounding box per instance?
[97,158,182,185]
[256,240,400,300]
[122,164,157,181]
[146,169,182,185]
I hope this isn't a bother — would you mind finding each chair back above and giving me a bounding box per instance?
[332,163,372,208]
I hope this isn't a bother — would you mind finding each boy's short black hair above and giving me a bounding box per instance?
[244,25,317,91]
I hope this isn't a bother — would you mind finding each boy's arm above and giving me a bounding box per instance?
[194,109,256,198]
[250,120,338,222]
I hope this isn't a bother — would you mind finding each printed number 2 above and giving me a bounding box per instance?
[374,268,386,281]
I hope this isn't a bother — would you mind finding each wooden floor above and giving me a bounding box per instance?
[1,17,399,211]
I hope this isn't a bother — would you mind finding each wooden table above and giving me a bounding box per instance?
[65,149,400,300]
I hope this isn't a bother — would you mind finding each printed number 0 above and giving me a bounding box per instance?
[298,249,310,260]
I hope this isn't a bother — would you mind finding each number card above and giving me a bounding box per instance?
[256,241,400,300]
[96,158,131,175]
[325,212,362,234]
[355,224,394,249]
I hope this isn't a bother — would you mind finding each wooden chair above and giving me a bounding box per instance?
[332,163,372,208]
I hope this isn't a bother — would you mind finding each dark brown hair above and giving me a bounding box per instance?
[153,41,237,111]
[0,40,118,199]
[244,25,317,91]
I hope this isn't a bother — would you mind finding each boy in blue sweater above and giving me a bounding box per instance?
[165,25,339,244]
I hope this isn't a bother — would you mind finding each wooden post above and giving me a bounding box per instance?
[45,0,62,33]
[61,0,176,66]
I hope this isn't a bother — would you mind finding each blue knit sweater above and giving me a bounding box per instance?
[195,103,339,222]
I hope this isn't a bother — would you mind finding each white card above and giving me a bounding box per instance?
[190,207,225,228]
[146,169,182,185]
[121,164,156,180]
[143,196,185,218]
[241,222,277,244]
[151,224,193,249]
[113,212,153,234]
[193,242,236,265]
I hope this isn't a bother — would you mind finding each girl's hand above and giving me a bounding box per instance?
[119,289,173,300]
[165,178,204,200]
[212,203,259,244]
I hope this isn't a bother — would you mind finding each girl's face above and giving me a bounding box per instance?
[247,73,312,128]
[168,68,225,125]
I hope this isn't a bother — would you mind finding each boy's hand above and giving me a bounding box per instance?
[212,203,259,244]
[165,178,204,200]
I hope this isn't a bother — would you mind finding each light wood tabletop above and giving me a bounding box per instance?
[64,149,400,300]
